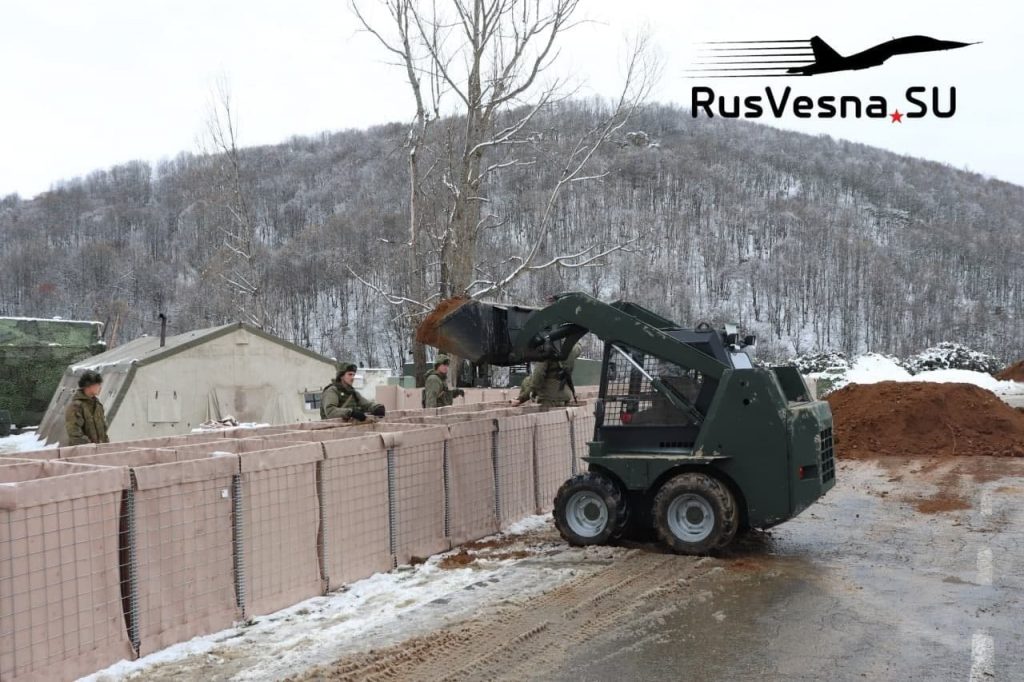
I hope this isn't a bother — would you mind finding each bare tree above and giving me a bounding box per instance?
[203,78,268,328]
[354,0,653,300]
[352,0,655,380]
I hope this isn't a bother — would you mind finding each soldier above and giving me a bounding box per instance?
[515,343,582,407]
[65,370,109,445]
[514,374,535,404]
[320,363,386,421]
[423,355,464,408]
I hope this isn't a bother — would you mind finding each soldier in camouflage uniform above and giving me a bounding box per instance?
[423,355,464,408]
[515,343,582,407]
[514,374,535,404]
[320,363,386,421]
[65,370,109,445]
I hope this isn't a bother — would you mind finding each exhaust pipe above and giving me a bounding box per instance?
[158,313,167,347]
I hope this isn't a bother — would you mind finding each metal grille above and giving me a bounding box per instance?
[320,443,391,590]
[445,423,500,546]
[494,417,536,527]
[240,455,323,618]
[131,466,238,655]
[820,428,835,483]
[533,412,573,514]
[604,345,704,426]
[390,437,447,565]
[0,477,131,680]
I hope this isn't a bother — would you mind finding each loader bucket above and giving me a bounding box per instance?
[416,297,539,366]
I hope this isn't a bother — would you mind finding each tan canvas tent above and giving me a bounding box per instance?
[38,322,338,445]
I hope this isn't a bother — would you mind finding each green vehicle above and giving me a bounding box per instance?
[419,292,836,554]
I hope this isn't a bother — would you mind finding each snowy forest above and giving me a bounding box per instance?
[1,101,1022,368]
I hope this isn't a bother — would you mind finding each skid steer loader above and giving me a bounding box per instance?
[417,293,835,554]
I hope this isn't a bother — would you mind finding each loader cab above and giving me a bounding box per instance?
[597,343,713,450]
[594,325,754,451]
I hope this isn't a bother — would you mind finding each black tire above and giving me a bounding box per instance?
[652,472,738,555]
[553,472,627,546]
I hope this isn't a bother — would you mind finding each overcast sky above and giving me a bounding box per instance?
[2,0,1021,199]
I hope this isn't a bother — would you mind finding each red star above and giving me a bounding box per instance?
[890,110,903,123]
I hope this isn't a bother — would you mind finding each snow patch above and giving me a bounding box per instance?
[503,514,551,535]
[827,353,1024,396]
[0,432,55,456]
[80,516,567,682]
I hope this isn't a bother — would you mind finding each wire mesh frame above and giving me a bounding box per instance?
[390,438,447,564]
[533,414,574,514]
[239,461,323,618]
[319,448,392,590]
[604,345,704,425]
[0,487,133,680]
[445,426,500,546]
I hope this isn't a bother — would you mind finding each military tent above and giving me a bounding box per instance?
[39,322,338,445]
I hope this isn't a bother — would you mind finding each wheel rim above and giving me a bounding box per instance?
[565,491,610,538]
[666,493,715,543]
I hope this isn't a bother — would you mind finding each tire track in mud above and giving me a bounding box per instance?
[294,551,715,681]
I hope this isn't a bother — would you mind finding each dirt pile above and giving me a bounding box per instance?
[826,381,1024,459]
[996,360,1024,382]
[415,296,469,347]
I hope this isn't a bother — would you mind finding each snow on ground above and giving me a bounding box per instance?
[825,353,1024,396]
[79,515,594,682]
[843,354,911,385]
[190,421,270,433]
[0,432,54,456]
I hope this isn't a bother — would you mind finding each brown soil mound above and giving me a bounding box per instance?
[415,296,469,347]
[996,360,1024,382]
[826,381,1024,459]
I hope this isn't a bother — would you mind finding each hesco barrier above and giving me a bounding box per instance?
[62,449,239,656]
[1,400,597,680]
[0,460,133,681]
[238,443,323,618]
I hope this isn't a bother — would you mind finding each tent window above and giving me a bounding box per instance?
[304,392,322,411]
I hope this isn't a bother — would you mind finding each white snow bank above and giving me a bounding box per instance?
[0,432,55,456]
[843,354,911,385]
[831,353,1024,396]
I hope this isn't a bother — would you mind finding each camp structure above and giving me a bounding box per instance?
[0,316,105,432]
[38,322,337,445]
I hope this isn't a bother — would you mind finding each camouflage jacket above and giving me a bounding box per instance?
[527,344,581,405]
[65,390,109,445]
[423,370,453,408]
[320,381,379,420]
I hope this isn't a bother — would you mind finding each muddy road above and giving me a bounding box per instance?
[295,457,1024,682]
